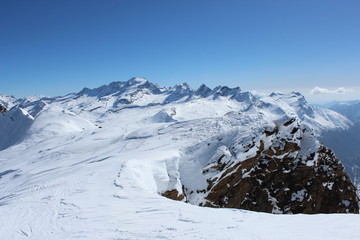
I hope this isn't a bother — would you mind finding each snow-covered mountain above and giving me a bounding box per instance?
[0,94,19,112]
[320,100,360,196]
[0,78,359,239]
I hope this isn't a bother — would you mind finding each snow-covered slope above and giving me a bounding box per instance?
[327,100,360,124]
[0,78,359,239]
[320,100,360,196]
[0,94,19,112]
[257,92,352,134]
[0,107,34,150]
[179,115,357,214]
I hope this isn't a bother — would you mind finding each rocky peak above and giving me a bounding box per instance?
[126,77,148,86]
[164,115,359,214]
[203,142,359,213]
[171,83,192,91]
[212,86,241,99]
[134,79,163,95]
[195,84,212,98]
[163,83,194,103]
[77,78,163,99]
[268,91,315,118]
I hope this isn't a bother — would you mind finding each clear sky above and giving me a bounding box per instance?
[1,0,360,103]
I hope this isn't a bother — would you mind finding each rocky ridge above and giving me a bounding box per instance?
[181,119,358,213]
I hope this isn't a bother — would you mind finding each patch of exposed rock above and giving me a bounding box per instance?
[0,104,7,113]
[203,143,358,214]
[164,118,359,214]
[162,189,186,201]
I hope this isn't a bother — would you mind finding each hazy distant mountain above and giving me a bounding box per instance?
[326,100,360,124]
[320,100,360,195]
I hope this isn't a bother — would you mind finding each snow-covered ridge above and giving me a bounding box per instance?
[0,94,19,111]
[2,77,352,130]
[0,77,353,157]
[176,115,358,213]
[0,78,352,152]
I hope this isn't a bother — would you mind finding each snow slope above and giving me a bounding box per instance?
[1,78,359,239]
[327,100,360,124]
[319,100,360,194]
[0,94,18,110]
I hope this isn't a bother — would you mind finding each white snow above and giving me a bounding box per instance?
[291,189,307,202]
[0,81,359,239]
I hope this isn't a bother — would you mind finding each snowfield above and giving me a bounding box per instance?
[1,78,359,239]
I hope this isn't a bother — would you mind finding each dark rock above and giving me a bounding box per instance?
[162,189,185,201]
[204,142,359,214]
[0,104,7,113]
[195,84,212,98]
[165,121,360,214]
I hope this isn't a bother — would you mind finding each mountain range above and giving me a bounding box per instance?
[0,78,359,239]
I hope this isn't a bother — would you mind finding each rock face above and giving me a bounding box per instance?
[0,104,7,113]
[175,118,359,214]
[203,144,358,214]
[162,189,186,201]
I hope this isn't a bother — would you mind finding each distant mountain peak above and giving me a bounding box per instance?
[127,77,148,85]
[77,77,162,98]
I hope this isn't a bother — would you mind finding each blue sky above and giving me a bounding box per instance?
[1,0,360,103]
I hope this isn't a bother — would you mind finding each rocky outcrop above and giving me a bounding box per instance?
[162,189,186,201]
[0,104,7,113]
[203,143,358,214]
[168,118,359,214]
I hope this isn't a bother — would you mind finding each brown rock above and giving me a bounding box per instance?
[162,189,186,201]
[204,143,359,214]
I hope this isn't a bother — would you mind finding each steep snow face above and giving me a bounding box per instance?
[257,92,352,135]
[0,94,20,111]
[0,107,34,150]
[1,79,359,239]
